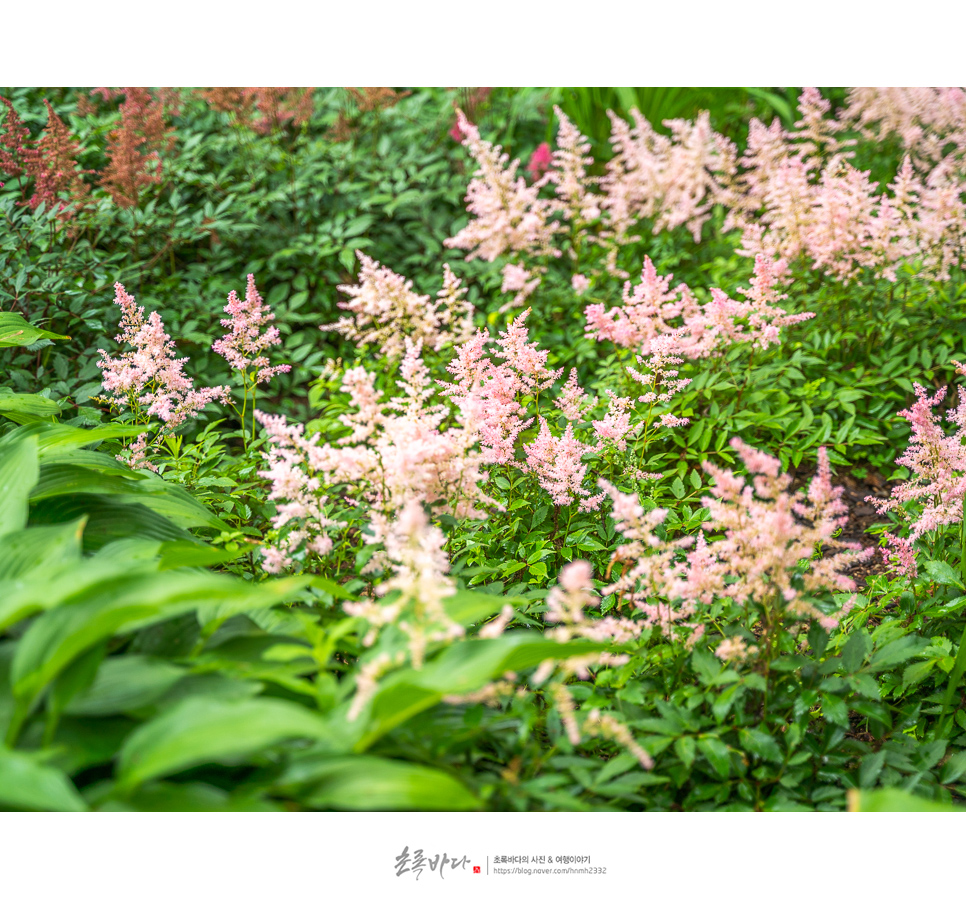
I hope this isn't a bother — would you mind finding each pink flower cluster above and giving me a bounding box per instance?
[322,254,475,359]
[726,89,966,283]
[839,87,966,167]
[602,108,737,246]
[345,500,463,671]
[585,254,811,357]
[602,440,871,640]
[445,109,561,263]
[868,366,966,575]
[97,283,230,437]
[213,274,291,383]
[257,340,492,572]
[440,309,562,465]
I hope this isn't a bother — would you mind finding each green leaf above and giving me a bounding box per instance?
[11,570,306,708]
[697,737,731,778]
[840,629,872,673]
[0,312,69,348]
[0,388,62,421]
[65,656,187,717]
[275,754,481,810]
[117,697,335,789]
[0,748,87,811]
[0,435,39,536]
[923,560,964,589]
[850,788,965,812]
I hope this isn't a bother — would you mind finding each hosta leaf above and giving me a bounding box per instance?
[0,388,62,422]
[275,755,481,811]
[117,697,335,789]
[65,656,187,717]
[12,571,307,707]
[0,435,39,536]
[0,518,84,580]
[0,748,87,811]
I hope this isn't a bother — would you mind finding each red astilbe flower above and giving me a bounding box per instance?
[199,88,315,134]
[0,95,29,177]
[526,141,552,181]
[100,88,175,209]
[23,101,91,213]
[0,97,90,216]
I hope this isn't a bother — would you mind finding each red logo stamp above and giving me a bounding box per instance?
[473,866,481,874]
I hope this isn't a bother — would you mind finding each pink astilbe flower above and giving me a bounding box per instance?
[548,107,602,227]
[592,392,634,451]
[571,273,590,294]
[97,283,230,446]
[523,418,594,508]
[600,108,737,248]
[255,411,345,573]
[499,262,541,312]
[554,368,597,422]
[445,109,560,262]
[602,441,871,639]
[440,310,562,464]
[585,255,809,358]
[213,274,291,383]
[257,341,493,572]
[715,635,758,664]
[839,87,966,168]
[322,254,474,359]
[868,374,966,566]
[344,500,463,670]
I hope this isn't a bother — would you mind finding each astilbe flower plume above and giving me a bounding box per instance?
[602,440,871,644]
[213,274,291,383]
[99,87,175,209]
[199,88,315,134]
[0,97,90,215]
[548,107,602,229]
[600,108,737,249]
[345,501,463,672]
[585,254,811,358]
[440,309,562,464]
[445,109,560,262]
[256,340,493,573]
[868,368,966,574]
[322,254,475,359]
[533,561,651,767]
[97,283,231,467]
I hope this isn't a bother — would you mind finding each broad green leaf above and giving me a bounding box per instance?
[0,388,62,422]
[0,313,69,347]
[29,495,195,549]
[275,754,481,811]
[0,436,39,536]
[0,518,84,580]
[65,656,187,717]
[0,748,87,811]
[117,697,336,789]
[12,571,308,707]
[849,788,965,812]
[350,635,608,751]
